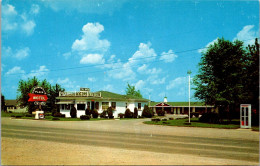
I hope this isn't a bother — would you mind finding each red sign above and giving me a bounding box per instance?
[28,93,48,102]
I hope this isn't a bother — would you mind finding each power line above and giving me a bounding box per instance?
[6,37,259,77]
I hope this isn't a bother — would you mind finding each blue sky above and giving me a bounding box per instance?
[1,0,259,102]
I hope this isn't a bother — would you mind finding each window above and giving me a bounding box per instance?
[112,102,116,109]
[77,104,85,110]
[138,103,141,110]
[65,104,70,110]
[61,104,65,110]
[125,103,128,108]
[95,102,99,110]
[102,102,109,110]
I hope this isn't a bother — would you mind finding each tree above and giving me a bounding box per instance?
[125,83,143,98]
[134,107,138,118]
[194,37,259,121]
[17,77,64,114]
[1,94,6,112]
[142,105,154,118]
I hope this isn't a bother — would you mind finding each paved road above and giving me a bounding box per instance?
[1,117,259,165]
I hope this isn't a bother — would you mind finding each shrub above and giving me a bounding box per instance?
[107,107,114,118]
[138,115,144,118]
[163,121,170,124]
[53,112,65,118]
[118,113,124,118]
[8,111,13,113]
[142,105,154,118]
[156,109,165,116]
[70,107,77,118]
[125,108,133,118]
[15,116,22,118]
[162,118,167,121]
[92,109,99,118]
[100,110,107,118]
[45,112,52,116]
[199,112,220,124]
[52,117,60,120]
[80,115,90,120]
[190,112,199,118]
[134,107,138,118]
[25,114,33,117]
[151,118,160,122]
[85,108,91,116]
[169,118,174,120]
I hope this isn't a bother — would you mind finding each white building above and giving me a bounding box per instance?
[56,88,149,118]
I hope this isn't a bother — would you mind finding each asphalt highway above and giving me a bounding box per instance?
[1,117,259,165]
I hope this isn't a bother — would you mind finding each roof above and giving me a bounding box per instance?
[150,101,213,107]
[56,91,149,102]
[5,100,18,106]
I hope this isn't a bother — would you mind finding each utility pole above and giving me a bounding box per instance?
[187,70,192,124]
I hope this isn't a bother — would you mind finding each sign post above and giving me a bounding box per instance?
[28,86,48,119]
[240,104,251,129]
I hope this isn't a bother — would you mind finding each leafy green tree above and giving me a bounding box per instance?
[125,83,143,98]
[1,93,6,112]
[142,105,154,118]
[194,38,259,121]
[17,76,64,114]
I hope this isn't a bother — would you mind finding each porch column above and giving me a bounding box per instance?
[171,107,173,114]
[192,107,195,113]
[177,107,180,114]
[174,108,176,114]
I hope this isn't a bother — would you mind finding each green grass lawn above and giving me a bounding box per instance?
[144,118,242,129]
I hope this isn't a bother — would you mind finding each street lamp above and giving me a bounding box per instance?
[187,70,192,124]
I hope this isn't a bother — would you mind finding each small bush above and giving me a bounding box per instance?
[169,118,174,120]
[100,110,107,118]
[45,112,52,116]
[125,109,133,118]
[107,107,114,118]
[138,115,144,118]
[25,114,33,117]
[151,118,160,122]
[85,108,91,116]
[92,109,99,118]
[15,116,22,118]
[118,113,124,118]
[70,107,77,118]
[80,115,90,120]
[134,107,138,118]
[52,117,60,120]
[53,112,65,118]
[162,118,167,121]
[11,115,15,117]
[142,105,154,118]
[163,121,170,124]
[199,112,220,124]
[156,109,165,116]
[8,111,13,113]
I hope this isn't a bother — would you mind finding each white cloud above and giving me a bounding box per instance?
[30,4,40,15]
[88,77,96,82]
[234,25,258,46]
[199,38,218,53]
[5,66,25,75]
[62,52,71,59]
[2,4,18,31]
[103,84,114,92]
[2,3,37,35]
[80,54,105,64]
[41,0,126,14]
[21,20,36,36]
[147,75,166,85]
[160,50,177,63]
[137,64,162,75]
[129,42,157,65]
[26,66,49,78]
[166,77,186,90]
[135,80,145,90]
[106,61,136,81]
[2,46,30,60]
[57,78,78,91]
[15,47,30,59]
[72,22,110,53]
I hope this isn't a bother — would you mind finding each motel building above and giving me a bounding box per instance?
[56,88,149,118]
[149,97,217,115]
